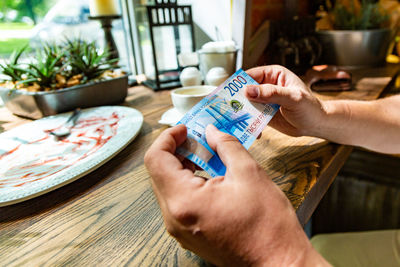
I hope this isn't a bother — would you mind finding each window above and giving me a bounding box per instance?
[0,0,133,75]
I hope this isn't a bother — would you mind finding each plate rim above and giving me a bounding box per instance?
[0,106,143,207]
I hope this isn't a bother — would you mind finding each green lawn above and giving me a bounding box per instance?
[0,38,30,57]
[0,22,33,57]
[0,22,34,30]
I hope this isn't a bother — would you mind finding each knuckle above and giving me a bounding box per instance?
[259,84,275,97]
[179,241,190,250]
[246,66,258,73]
[218,133,238,143]
[271,64,291,74]
[168,200,198,227]
[144,150,161,173]
[143,149,152,166]
[271,64,286,71]
[165,222,181,238]
[274,86,284,95]
[291,91,303,102]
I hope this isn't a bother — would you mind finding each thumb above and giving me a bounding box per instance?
[246,84,301,108]
[205,124,254,175]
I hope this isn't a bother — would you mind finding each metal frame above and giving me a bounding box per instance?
[143,0,195,90]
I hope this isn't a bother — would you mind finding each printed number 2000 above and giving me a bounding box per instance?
[224,75,247,97]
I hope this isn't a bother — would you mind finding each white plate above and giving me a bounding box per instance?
[0,106,143,206]
[158,108,185,126]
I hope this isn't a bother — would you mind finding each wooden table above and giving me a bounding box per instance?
[0,65,398,266]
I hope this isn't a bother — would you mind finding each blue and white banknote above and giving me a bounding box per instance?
[176,69,279,177]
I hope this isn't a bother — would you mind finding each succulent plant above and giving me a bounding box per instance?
[0,46,27,82]
[0,38,122,92]
[18,47,65,90]
[65,39,118,83]
[332,0,389,30]
[42,42,66,68]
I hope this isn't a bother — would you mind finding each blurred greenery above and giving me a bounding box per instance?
[0,22,34,30]
[0,22,33,57]
[0,0,57,24]
[332,0,389,30]
[0,38,30,56]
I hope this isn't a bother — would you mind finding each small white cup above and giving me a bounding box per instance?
[171,85,216,115]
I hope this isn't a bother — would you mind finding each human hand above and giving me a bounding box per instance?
[145,124,328,266]
[245,65,327,137]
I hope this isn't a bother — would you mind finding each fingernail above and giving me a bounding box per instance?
[246,85,259,98]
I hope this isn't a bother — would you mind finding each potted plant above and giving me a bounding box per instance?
[316,0,397,67]
[0,39,128,119]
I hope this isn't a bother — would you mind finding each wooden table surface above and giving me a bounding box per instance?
[0,65,398,266]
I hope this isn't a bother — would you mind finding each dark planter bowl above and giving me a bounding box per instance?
[0,75,128,119]
[316,29,394,68]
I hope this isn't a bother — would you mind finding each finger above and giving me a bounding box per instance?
[246,65,306,89]
[245,84,301,109]
[174,133,204,171]
[177,149,202,171]
[145,125,188,179]
[246,65,279,85]
[267,111,300,137]
[145,125,204,194]
[182,158,196,172]
[246,65,291,86]
[205,124,255,176]
[151,124,188,154]
[194,165,203,171]
[176,154,185,162]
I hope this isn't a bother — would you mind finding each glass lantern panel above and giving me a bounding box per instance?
[135,5,156,79]
[153,26,178,72]
[178,24,193,55]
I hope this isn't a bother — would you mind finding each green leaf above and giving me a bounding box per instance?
[332,0,389,30]
[16,78,40,85]
[0,46,27,82]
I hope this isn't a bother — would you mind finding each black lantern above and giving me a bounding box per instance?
[142,0,195,90]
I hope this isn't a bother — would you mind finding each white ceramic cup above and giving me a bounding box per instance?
[171,85,216,115]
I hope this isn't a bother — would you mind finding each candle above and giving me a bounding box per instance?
[89,0,119,16]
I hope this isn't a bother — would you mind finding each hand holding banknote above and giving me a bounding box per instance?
[176,69,279,177]
[245,65,326,138]
[144,124,328,266]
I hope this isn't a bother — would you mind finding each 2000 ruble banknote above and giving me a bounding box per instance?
[177,69,279,177]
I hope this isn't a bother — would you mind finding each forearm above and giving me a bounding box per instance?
[250,210,331,267]
[313,95,400,154]
[256,233,331,267]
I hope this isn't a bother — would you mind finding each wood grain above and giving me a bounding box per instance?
[0,64,398,266]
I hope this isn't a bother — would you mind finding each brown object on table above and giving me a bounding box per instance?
[305,65,352,92]
[0,64,398,266]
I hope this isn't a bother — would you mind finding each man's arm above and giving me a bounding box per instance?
[245,65,400,154]
[319,96,400,154]
[145,124,330,266]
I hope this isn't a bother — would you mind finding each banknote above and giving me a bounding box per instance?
[176,69,279,177]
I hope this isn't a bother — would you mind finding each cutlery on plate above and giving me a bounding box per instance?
[48,108,81,139]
